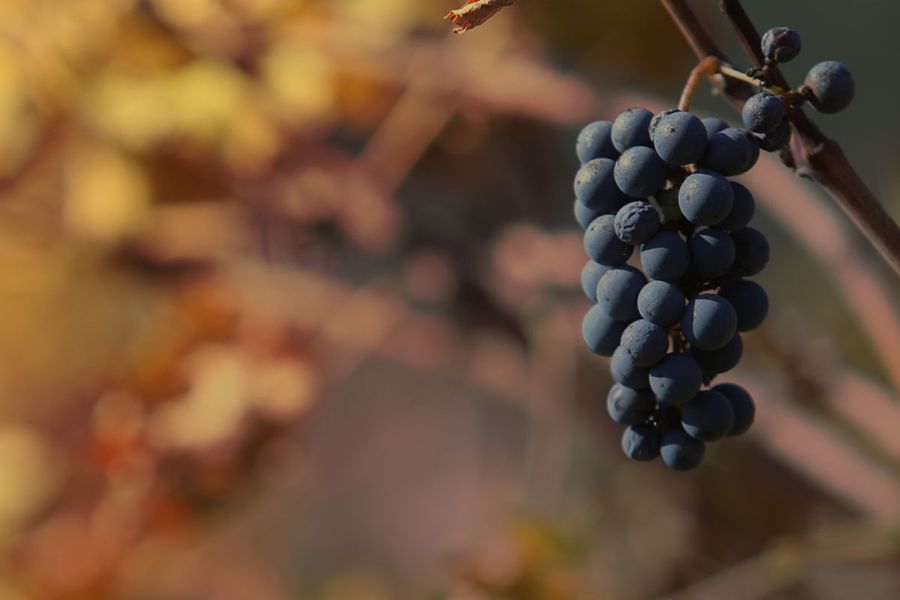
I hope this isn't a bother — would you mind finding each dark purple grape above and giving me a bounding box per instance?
[761,26,802,63]
[681,389,734,441]
[681,295,738,351]
[742,92,786,134]
[713,383,756,436]
[582,304,629,357]
[660,429,705,470]
[614,201,660,245]
[651,110,708,166]
[611,107,654,153]
[621,424,661,461]
[804,61,854,113]
[614,146,667,199]
[607,384,655,425]
[576,120,618,164]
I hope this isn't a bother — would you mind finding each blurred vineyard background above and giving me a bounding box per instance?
[0,1,898,598]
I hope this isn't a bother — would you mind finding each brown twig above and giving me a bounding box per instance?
[677,56,721,111]
[665,0,900,275]
[446,0,517,33]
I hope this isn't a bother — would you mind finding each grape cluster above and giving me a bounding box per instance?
[745,26,855,149]
[575,107,766,471]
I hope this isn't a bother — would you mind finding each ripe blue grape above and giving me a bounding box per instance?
[610,346,650,390]
[637,280,685,327]
[713,383,756,436]
[730,227,770,276]
[582,304,629,357]
[649,109,680,139]
[761,26,802,63]
[678,170,734,226]
[614,201,660,245]
[611,107,654,153]
[584,215,633,265]
[581,260,610,302]
[576,120,618,164]
[804,61,854,113]
[620,319,669,367]
[755,118,791,152]
[688,228,736,280]
[595,266,645,321]
[621,424,660,461]
[640,230,690,282]
[681,295,738,351]
[692,333,743,378]
[681,389,735,441]
[702,117,729,137]
[614,146,667,199]
[574,198,602,229]
[700,128,758,176]
[574,158,628,212]
[649,353,703,405]
[716,182,755,231]
[660,429,705,470]
[651,110,708,165]
[742,92,786,134]
[718,279,769,331]
[607,384,655,425]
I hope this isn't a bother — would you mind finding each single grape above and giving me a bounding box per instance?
[582,304,629,357]
[621,424,661,461]
[651,110,708,165]
[761,26,802,63]
[614,201,660,245]
[620,319,669,367]
[678,170,734,226]
[742,92,786,134]
[649,353,703,405]
[580,260,610,302]
[804,60,854,113]
[692,333,743,378]
[595,266,646,321]
[688,228,736,280]
[660,429,706,471]
[614,146,667,198]
[702,117,730,137]
[649,109,680,139]
[576,120,618,164]
[718,279,769,331]
[607,384,655,425]
[611,107,654,153]
[637,280,685,327]
[584,214,633,266]
[681,389,735,441]
[681,295,738,351]
[713,383,756,436]
[700,128,758,176]
[640,230,690,282]
[575,158,628,212]
[716,182,755,231]
[730,227,770,276]
[755,118,791,152]
[611,346,651,390]
[574,198,602,230]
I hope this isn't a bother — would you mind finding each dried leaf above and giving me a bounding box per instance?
[445,0,517,34]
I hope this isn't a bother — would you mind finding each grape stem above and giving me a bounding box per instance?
[661,0,900,276]
[677,56,722,111]
[718,65,785,96]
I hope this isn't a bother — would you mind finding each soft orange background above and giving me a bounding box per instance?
[0,1,897,598]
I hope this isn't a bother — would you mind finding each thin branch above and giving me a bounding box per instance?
[665,0,900,275]
[446,0,517,33]
[677,56,721,111]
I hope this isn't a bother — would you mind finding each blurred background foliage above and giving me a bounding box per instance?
[0,0,898,598]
